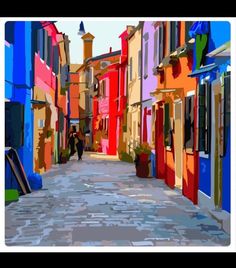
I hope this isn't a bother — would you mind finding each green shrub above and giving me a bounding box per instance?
[120,151,133,163]
[134,142,152,155]
[61,148,70,160]
[47,129,53,138]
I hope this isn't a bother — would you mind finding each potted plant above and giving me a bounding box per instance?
[60,148,70,164]
[134,142,152,178]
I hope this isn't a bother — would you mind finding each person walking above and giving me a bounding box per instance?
[68,125,77,158]
[74,130,85,160]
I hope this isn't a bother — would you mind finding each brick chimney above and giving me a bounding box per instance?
[127,25,135,35]
[81,32,95,63]
[109,47,112,53]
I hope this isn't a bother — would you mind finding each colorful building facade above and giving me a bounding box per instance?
[5,21,35,188]
[153,21,199,204]
[126,23,143,158]
[189,21,231,215]
[141,21,160,177]
[33,22,62,173]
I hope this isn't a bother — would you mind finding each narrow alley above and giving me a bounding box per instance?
[5,153,230,246]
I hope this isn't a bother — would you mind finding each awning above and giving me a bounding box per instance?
[188,63,218,77]
[189,22,209,38]
[207,41,230,57]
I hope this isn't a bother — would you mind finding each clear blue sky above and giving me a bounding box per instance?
[56,20,139,64]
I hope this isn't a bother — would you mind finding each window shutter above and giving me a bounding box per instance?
[164,103,170,147]
[190,96,194,149]
[103,80,106,97]
[36,29,41,54]
[130,57,133,81]
[144,42,148,77]
[205,83,211,153]
[138,50,141,78]
[159,24,164,62]
[185,96,194,149]
[53,45,59,75]
[175,22,180,48]
[153,30,158,67]
[47,36,52,67]
[185,21,193,42]
[170,22,176,52]
[44,30,48,62]
[198,84,206,151]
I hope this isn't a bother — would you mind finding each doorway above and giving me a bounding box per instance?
[174,100,183,189]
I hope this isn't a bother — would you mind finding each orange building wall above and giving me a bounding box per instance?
[157,55,199,203]
[69,73,80,119]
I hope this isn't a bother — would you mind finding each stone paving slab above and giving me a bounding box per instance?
[5,152,230,246]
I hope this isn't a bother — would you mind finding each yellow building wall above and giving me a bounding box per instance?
[126,27,142,155]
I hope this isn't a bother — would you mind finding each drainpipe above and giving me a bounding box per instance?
[140,22,144,144]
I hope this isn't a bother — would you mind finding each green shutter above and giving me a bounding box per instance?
[185,96,194,149]
[164,103,170,147]
[205,83,211,154]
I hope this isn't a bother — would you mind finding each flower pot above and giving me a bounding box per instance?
[134,153,150,178]
[139,153,149,162]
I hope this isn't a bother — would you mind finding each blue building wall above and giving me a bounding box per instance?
[150,152,156,178]
[5,41,14,100]
[199,157,211,196]
[5,22,34,188]
[196,21,230,213]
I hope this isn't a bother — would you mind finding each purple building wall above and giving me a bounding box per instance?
[142,21,157,145]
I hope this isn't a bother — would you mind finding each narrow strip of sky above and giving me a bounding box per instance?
[56,21,139,64]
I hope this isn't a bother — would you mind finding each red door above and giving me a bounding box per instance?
[155,103,165,179]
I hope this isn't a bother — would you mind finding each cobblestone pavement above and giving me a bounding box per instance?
[5,152,230,246]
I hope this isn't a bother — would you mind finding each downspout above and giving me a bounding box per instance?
[140,22,144,144]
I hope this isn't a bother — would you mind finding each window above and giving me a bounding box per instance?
[164,103,172,147]
[47,36,52,67]
[170,21,180,52]
[185,21,193,42]
[144,41,148,78]
[85,93,90,110]
[99,80,106,97]
[5,21,15,44]
[154,29,159,67]
[159,23,164,62]
[198,83,211,153]
[129,57,133,81]
[36,28,44,59]
[106,118,109,132]
[220,72,231,157]
[151,105,156,147]
[103,80,106,97]
[185,95,194,150]
[44,30,48,63]
[5,102,24,148]
[138,50,141,78]
[38,119,45,128]
[53,45,59,75]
